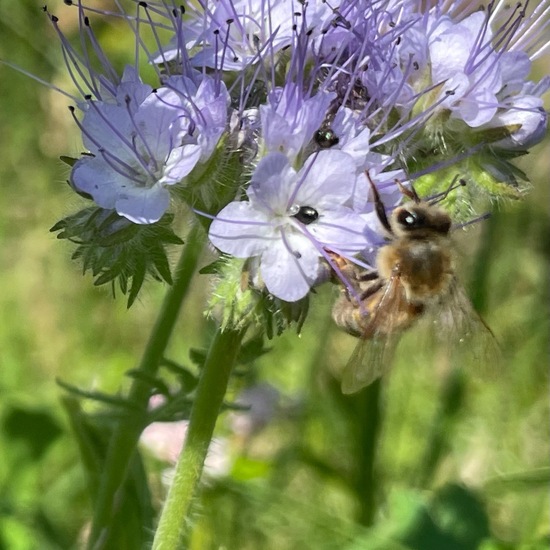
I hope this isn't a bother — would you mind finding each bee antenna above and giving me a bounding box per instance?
[366,171,392,234]
[396,179,421,203]
[429,175,466,205]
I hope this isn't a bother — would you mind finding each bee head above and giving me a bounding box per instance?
[391,203,451,238]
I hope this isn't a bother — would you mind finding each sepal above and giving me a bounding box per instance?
[50,207,183,307]
[206,256,310,338]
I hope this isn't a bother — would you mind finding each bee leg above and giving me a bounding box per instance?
[359,279,385,300]
[357,270,379,282]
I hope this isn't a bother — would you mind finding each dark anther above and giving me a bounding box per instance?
[445,90,455,96]
[332,14,351,29]
[413,61,419,70]
[396,36,401,45]
[292,206,319,225]
[63,1,73,5]
[314,128,339,148]
[306,29,313,36]
[292,24,297,30]
[226,18,234,24]
[84,94,92,100]
[138,1,148,7]
[42,5,48,12]
[180,5,185,14]
[51,15,59,23]
[84,16,90,26]
[68,106,75,113]
[389,21,396,27]
[233,56,239,62]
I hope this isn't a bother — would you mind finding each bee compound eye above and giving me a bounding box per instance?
[291,205,319,225]
[396,208,424,228]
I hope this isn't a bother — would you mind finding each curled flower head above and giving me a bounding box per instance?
[155,0,335,71]
[208,151,370,301]
[12,0,548,314]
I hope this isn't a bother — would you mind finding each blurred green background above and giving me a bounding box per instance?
[0,2,548,549]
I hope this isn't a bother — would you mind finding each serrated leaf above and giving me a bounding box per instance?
[59,155,79,167]
[189,348,207,367]
[99,223,140,246]
[151,249,173,284]
[238,334,270,364]
[127,261,147,308]
[94,269,119,286]
[50,219,67,232]
[160,358,199,392]
[155,227,185,245]
[199,256,229,275]
[56,379,142,410]
[119,273,128,295]
[125,369,171,397]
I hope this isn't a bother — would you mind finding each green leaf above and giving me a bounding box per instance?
[189,347,207,367]
[56,378,141,411]
[59,155,78,167]
[125,369,171,397]
[151,248,173,284]
[484,467,550,494]
[2,406,63,460]
[160,358,199,391]
[127,260,147,308]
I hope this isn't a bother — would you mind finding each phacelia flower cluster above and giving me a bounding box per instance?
[30,0,550,309]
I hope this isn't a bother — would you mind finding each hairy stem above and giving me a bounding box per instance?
[88,224,204,550]
[152,326,246,550]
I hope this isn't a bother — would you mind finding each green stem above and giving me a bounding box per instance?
[415,368,465,488]
[348,379,382,527]
[88,224,204,550]
[152,326,246,550]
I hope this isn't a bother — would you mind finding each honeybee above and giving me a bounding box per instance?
[331,177,496,393]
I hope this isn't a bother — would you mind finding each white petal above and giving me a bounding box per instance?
[295,150,358,207]
[248,153,297,214]
[115,186,171,224]
[260,232,319,302]
[308,207,369,252]
[208,201,276,257]
[71,156,123,209]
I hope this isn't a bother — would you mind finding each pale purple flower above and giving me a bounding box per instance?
[155,0,334,71]
[404,3,550,139]
[478,93,549,150]
[71,71,229,224]
[260,85,335,159]
[209,151,370,301]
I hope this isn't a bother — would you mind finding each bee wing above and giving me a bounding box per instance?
[430,278,501,375]
[341,273,411,394]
